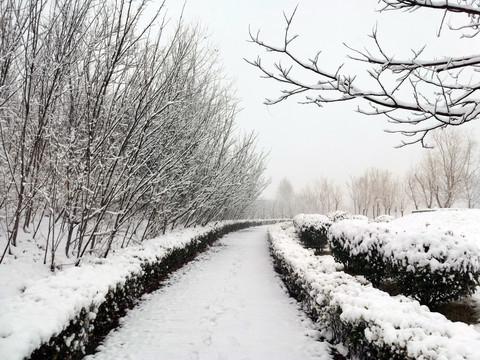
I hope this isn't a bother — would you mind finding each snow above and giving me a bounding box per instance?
[328,219,391,257]
[392,209,480,244]
[3,209,480,359]
[293,214,331,230]
[392,209,480,331]
[373,214,394,223]
[0,221,266,360]
[329,212,480,274]
[269,222,480,360]
[326,210,351,222]
[84,226,335,360]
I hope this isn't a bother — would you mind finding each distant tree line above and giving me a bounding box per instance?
[248,128,480,219]
[0,0,268,265]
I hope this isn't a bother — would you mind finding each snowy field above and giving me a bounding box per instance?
[84,226,337,360]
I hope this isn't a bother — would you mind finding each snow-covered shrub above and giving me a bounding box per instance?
[383,225,480,305]
[328,219,389,286]
[351,214,369,221]
[292,214,332,254]
[374,214,394,223]
[269,223,480,360]
[329,219,480,306]
[327,210,351,223]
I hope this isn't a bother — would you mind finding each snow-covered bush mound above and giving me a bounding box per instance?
[328,219,389,286]
[327,210,351,223]
[293,214,332,254]
[386,225,480,304]
[374,214,394,223]
[269,223,480,360]
[351,214,369,221]
[329,218,480,305]
[392,209,480,243]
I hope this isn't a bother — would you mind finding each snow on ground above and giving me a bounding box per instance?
[0,221,201,301]
[0,235,54,301]
[85,226,335,360]
[0,222,260,360]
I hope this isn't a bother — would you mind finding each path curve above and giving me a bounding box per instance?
[85,226,334,360]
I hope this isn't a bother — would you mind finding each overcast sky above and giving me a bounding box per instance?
[165,0,480,199]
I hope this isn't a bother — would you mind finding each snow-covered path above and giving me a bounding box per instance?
[85,226,335,360]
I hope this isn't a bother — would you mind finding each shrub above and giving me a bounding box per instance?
[293,214,332,254]
[374,214,394,223]
[351,214,369,221]
[268,223,480,360]
[328,219,389,286]
[328,220,480,306]
[327,210,351,223]
[382,226,480,306]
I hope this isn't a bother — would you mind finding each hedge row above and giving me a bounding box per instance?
[268,223,480,360]
[328,219,480,306]
[27,220,275,360]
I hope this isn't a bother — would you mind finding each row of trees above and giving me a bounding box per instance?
[406,129,480,210]
[252,128,480,219]
[341,128,480,216]
[0,0,267,266]
[247,178,342,219]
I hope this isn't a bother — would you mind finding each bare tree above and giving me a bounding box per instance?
[405,169,421,211]
[313,178,334,213]
[248,2,480,146]
[346,176,360,214]
[396,178,410,216]
[331,183,343,211]
[276,178,295,218]
[296,183,318,214]
[295,177,343,214]
[405,128,478,209]
[347,168,397,217]
[414,152,438,208]
[378,170,397,215]
[431,129,477,207]
[346,172,372,216]
[462,153,480,208]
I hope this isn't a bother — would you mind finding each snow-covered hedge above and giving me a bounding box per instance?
[374,214,394,223]
[292,214,331,254]
[328,219,389,286]
[329,219,480,305]
[327,210,351,223]
[384,224,480,305]
[326,210,368,222]
[269,223,480,360]
[0,220,274,360]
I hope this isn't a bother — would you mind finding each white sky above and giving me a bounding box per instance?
[164,0,480,199]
